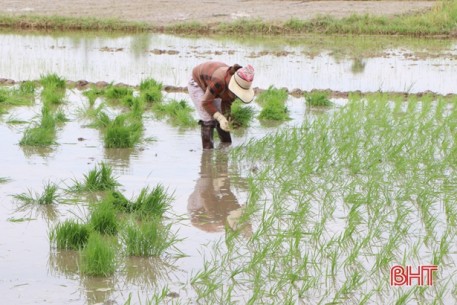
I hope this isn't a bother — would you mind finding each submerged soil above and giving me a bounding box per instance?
[0,0,436,26]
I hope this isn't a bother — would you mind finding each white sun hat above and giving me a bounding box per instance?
[228,64,255,104]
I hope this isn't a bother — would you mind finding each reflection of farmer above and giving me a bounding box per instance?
[188,150,249,234]
[188,61,255,149]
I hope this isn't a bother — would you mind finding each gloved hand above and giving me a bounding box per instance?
[213,111,230,132]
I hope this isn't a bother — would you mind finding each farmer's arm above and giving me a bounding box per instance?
[201,88,218,117]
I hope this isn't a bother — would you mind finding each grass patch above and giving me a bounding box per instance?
[121,218,175,257]
[40,73,66,105]
[305,91,333,107]
[19,105,58,146]
[256,86,290,121]
[199,93,457,304]
[0,14,150,32]
[152,99,195,128]
[0,81,36,109]
[89,197,119,235]
[139,78,163,104]
[70,162,120,192]
[229,99,255,128]
[103,113,143,148]
[13,182,59,205]
[80,233,117,276]
[83,87,105,106]
[104,84,134,104]
[50,219,90,250]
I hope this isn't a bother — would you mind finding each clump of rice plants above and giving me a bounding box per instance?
[0,81,36,108]
[131,185,172,219]
[40,73,66,105]
[70,162,120,192]
[80,233,117,276]
[83,87,105,106]
[105,84,133,103]
[50,219,90,250]
[13,181,59,205]
[256,86,290,121]
[103,113,143,148]
[229,99,255,128]
[19,105,58,146]
[152,99,195,128]
[89,197,119,235]
[121,218,174,257]
[139,78,163,104]
[305,91,333,107]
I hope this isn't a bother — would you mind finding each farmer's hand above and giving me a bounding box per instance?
[213,112,230,132]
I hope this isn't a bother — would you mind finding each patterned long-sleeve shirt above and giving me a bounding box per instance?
[192,61,236,116]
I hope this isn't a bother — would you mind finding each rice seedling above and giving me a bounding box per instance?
[131,185,172,219]
[104,84,133,103]
[80,233,117,276]
[0,177,10,184]
[83,87,105,106]
[151,99,195,128]
[88,197,119,235]
[188,93,457,304]
[40,73,66,105]
[103,113,143,148]
[0,81,36,108]
[19,105,58,146]
[256,86,290,121]
[70,162,120,192]
[229,99,255,128]
[304,91,333,107]
[139,78,163,104]
[121,218,174,257]
[13,181,59,205]
[50,219,90,250]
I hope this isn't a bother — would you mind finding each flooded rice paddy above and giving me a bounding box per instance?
[1,31,457,304]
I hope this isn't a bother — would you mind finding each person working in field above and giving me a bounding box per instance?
[188,61,255,149]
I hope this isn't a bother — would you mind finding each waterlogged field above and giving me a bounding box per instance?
[0,31,457,305]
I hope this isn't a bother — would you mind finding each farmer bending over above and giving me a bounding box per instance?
[188,61,255,149]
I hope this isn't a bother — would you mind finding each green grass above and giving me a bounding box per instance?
[131,185,172,219]
[229,100,255,128]
[139,78,163,104]
[0,14,150,32]
[103,113,143,148]
[50,219,91,250]
[19,105,58,146]
[83,87,105,106]
[187,93,457,304]
[305,91,333,107]
[70,162,120,192]
[0,81,36,109]
[1,1,453,36]
[152,99,195,128]
[121,218,175,257]
[40,73,66,105]
[104,84,134,103]
[256,86,290,121]
[80,233,117,276]
[89,197,119,235]
[13,181,59,205]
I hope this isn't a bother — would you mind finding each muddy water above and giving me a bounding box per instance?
[1,31,456,304]
[0,85,317,304]
[1,32,457,94]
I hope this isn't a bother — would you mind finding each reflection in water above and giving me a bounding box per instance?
[103,147,139,169]
[81,275,116,305]
[48,249,80,277]
[14,203,60,223]
[19,145,56,158]
[122,256,176,288]
[188,149,251,235]
[351,58,366,74]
